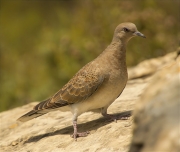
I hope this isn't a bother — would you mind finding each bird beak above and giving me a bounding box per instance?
[133,31,146,38]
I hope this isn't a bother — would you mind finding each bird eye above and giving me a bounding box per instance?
[123,28,129,32]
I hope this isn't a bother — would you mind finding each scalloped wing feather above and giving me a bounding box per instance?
[33,63,105,111]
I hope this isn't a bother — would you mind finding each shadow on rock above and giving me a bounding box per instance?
[24,110,132,144]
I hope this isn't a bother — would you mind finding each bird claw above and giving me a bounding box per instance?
[104,114,130,122]
[71,131,90,141]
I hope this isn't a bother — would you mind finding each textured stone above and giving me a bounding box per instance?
[0,51,178,152]
[129,51,180,152]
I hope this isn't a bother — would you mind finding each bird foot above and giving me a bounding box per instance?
[71,131,90,141]
[103,114,130,122]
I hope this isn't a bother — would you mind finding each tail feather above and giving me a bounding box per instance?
[17,110,47,122]
[17,98,52,122]
[17,97,67,122]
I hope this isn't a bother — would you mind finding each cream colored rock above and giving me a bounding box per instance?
[0,77,148,152]
[0,51,178,151]
[129,52,180,152]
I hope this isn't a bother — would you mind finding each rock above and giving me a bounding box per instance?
[129,52,180,152]
[0,51,178,152]
[0,78,149,152]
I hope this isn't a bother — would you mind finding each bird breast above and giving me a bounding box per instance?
[70,68,127,116]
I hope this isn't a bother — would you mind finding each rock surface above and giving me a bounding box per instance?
[129,51,180,152]
[0,51,178,152]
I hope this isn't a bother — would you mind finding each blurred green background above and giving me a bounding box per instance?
[0,0,179,112]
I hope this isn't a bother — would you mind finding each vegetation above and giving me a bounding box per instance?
[0,0,178,111]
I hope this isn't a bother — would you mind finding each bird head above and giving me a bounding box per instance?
[113,22,146,42]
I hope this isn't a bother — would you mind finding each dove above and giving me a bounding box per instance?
[17,22,146,140]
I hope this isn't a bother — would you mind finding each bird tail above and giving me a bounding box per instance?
[17,96,67,122]
[17,109,48,122]
[17,98,52,122]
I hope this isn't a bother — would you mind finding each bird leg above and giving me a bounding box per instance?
[71,120,89,141]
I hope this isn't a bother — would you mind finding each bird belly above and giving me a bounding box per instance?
[70,78,127,116]
[57,105,71,112]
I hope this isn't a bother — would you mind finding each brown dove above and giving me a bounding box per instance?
[17,22,146,140]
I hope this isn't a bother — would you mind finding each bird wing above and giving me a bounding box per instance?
[33,64,105,111]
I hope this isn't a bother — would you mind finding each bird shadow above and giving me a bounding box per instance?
[23,110,132,144]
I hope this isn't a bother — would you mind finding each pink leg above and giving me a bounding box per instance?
[71,120,89,141]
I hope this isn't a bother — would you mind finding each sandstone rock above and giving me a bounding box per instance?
[0,51,178,152]
[0,77,149,152]
[129,52,180,152]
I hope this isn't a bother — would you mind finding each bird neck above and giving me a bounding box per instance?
[96,40,127,68]
[112,35,129,45]
[96,40,127,72]
[110,40,127,62]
